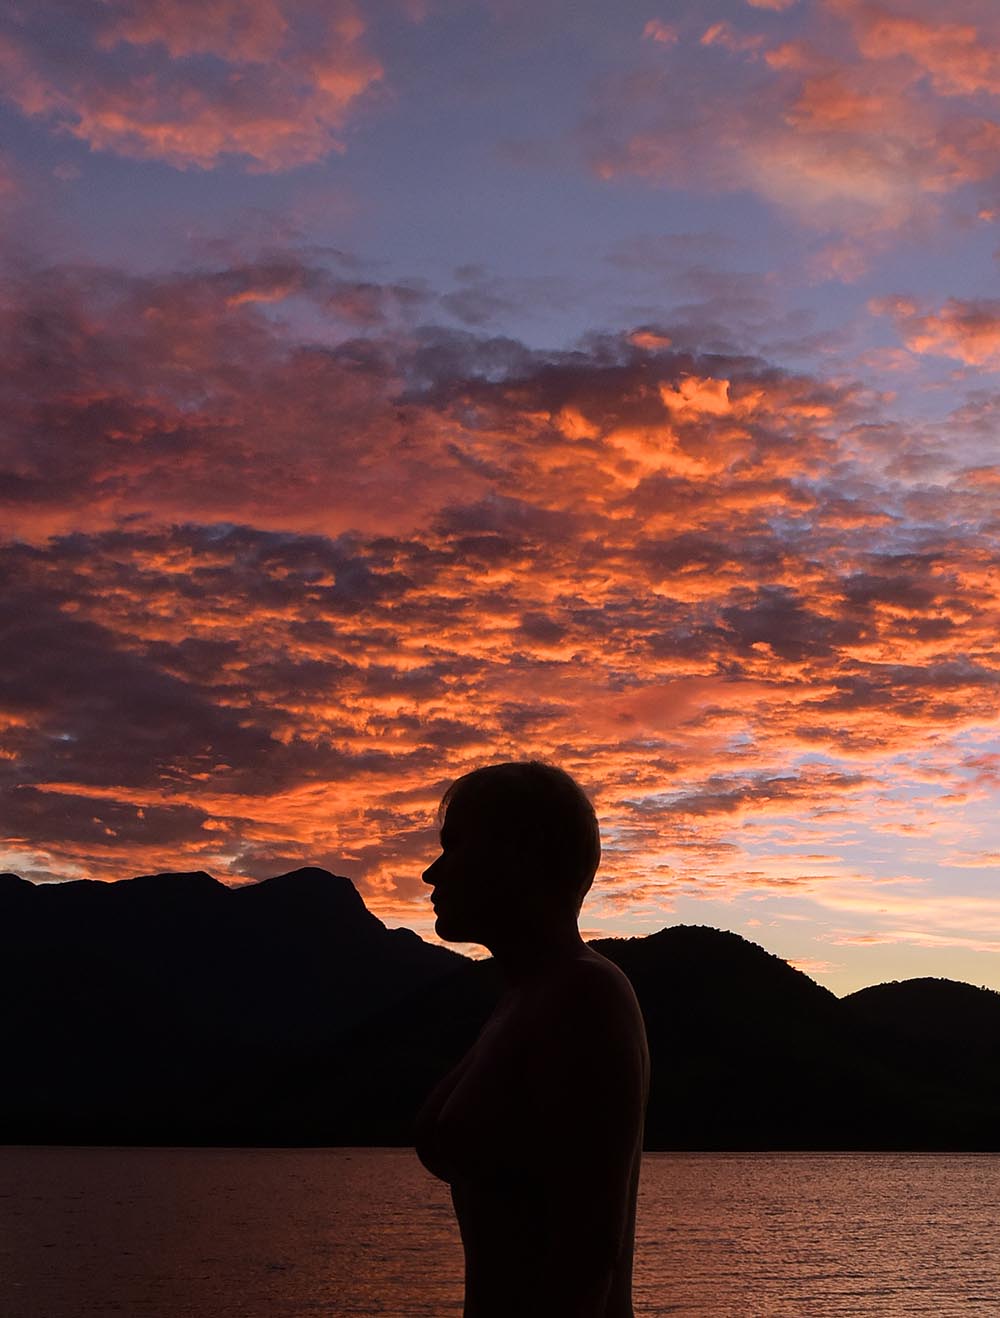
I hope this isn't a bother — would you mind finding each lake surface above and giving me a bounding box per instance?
[2,1148,999,1315]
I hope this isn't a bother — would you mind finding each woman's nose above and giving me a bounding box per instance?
[422,855,440,885]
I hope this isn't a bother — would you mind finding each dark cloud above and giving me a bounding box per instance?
[0,569,277,791]
[722,586,864,661]
[2,785,210,851]
[661,771,872,819]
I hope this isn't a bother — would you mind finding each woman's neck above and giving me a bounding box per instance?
[486,915,588,989]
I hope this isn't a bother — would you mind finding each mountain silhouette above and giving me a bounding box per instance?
[842,977,1000,1140]
[0,867,463,1143]
[590,926,855,1148]
[845,976,1000,1050]
[1,869,997,1148]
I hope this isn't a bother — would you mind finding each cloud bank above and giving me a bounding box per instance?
[2,250,997,934]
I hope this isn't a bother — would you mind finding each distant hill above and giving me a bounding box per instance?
[844,977,1000,1050]
[842,978,1000,1140]
[592,926,855,1149]
[1,870,998,1148]
[0,868,465,1144]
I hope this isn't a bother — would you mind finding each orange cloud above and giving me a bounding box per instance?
[2,253,999,934]
[0,0,382,170]
[873,295,1000,366]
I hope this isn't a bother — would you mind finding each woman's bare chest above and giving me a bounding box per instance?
[415,999,545,1182]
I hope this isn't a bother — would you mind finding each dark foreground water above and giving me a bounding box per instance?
[2,1148,999,1316]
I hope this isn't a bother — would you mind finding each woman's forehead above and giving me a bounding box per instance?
[441,798,473,831]
[442,792,495,831]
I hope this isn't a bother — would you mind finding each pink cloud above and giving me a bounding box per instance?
[786,956,838,973]
[643,19,678,46]
[586,0,1000,244]
[700,22,765,54]
[873,295,1000,366]
[0,0,382,170]
[98,0,292,62]
[829,0,1000,98]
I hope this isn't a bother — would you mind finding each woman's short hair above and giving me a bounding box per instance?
[439,760,601,909]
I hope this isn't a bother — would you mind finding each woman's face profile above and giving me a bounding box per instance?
[422,799,510,944]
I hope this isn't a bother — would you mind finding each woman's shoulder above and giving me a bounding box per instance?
[521,949,647,1066]
[544,947,644,1017]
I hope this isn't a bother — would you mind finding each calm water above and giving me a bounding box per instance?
[2,1148,999,1316]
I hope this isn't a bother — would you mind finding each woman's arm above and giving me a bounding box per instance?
[525,960,649,1315]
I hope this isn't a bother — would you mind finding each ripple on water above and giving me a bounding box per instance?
[1,1148,998,1317]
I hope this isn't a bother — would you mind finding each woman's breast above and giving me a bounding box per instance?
[414,1057,471,1183]
[416,1072,531,1186]
[415,1008,539,1186]
[415,1129,458,1184]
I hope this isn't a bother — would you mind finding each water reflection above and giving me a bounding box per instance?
[635,1151,1000,1316]
[1,1148,999,1316]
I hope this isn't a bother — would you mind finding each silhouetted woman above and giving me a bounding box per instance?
[415,762,650,1318]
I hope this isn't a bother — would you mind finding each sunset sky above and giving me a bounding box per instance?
[3,0,1000,994]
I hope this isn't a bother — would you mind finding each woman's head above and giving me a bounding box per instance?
[423,760,601,945]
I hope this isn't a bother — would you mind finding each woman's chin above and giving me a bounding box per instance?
[435,911,474,943]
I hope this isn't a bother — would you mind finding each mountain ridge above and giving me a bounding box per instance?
[10,866,990,1000]
[1,868,997,1149]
